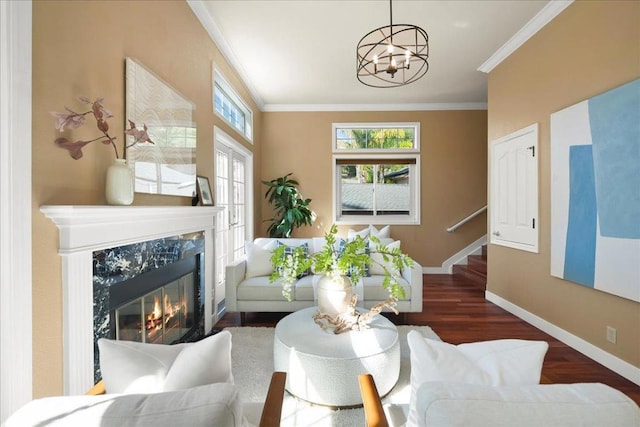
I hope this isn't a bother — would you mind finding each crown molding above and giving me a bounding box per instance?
[187,0,265,110]
[263,102,488,112]
[478,0,574,73]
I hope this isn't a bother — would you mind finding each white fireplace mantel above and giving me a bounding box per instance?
[41,205,223,395]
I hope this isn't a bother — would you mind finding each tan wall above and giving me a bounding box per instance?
[261,110,488,268]
[487,0,640,367]
[32,0,261,397]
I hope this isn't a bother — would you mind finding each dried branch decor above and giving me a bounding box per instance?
[313,295,398,334]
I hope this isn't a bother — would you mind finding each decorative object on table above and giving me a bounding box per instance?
[356,0,429,88]
[51,97,154,205]
[313,296,399,334]
[270,224,414,333]
[196,175,214,205]
[262,172,315,238]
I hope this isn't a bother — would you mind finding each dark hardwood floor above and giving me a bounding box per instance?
[216,255,640,405]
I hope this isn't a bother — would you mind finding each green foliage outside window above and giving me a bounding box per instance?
[338,128,415,150]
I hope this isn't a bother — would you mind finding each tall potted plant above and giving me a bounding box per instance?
[263,173,315,238]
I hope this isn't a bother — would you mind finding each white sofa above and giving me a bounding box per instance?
[225,237,422,317]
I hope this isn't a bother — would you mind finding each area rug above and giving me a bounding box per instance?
[227,325,441,427]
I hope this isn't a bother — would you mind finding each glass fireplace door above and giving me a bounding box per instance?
[115,273,195,344]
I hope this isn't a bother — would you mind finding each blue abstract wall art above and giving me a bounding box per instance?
[550,78,640,302]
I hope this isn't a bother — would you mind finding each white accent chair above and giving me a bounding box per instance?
[359,332,640,427]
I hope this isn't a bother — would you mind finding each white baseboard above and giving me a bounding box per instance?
[423,235,487,274]
[486,290,640,386]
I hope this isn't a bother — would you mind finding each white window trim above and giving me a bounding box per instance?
[213,67,253,143]
[332,122,420,153]
[332,153,421,226]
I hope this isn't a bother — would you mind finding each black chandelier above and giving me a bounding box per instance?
[356,0,429,88]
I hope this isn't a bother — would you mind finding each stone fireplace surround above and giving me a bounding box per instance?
[41,205,222,395]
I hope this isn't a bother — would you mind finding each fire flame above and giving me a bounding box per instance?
[145,294,188,339]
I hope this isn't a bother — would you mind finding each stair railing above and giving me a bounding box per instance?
[446,205,487,233]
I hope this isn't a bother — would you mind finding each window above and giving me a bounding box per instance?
[333,123,420,225]
[213,69,253,142]
[335,125,419,151]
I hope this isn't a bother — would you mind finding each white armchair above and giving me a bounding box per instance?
[360,374,639,427]
[5,331,287,427]
[358,331,640,427]
[5,375,286,427]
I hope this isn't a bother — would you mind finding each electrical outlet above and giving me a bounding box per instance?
[606,326,617,344]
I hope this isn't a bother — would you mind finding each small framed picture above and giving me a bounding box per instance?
[196,175,214,206]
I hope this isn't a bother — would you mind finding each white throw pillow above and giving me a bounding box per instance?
[408,331,548,387]
[347,227,370,239]
[3,383,246,427]
[407,331,548,426]
[457,339,548,385]
[244,240,276,278]
[370,240,401,276]
[369,224,391,238]
[98,331,233,394]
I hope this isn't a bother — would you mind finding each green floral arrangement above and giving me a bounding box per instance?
[270,225,414,301]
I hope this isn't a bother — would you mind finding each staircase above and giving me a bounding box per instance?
[452,245,487,290]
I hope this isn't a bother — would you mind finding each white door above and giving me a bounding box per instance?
[490,123,538,253]
[214,128,253,318]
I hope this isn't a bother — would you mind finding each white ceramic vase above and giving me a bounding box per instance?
[105,158,134,205]
[317,274,353,316]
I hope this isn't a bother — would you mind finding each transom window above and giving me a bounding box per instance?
[213,69,253,142]
[334,123,419,152]
[333,123,420,225]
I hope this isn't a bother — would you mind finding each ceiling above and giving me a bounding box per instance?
[193,1,560,110]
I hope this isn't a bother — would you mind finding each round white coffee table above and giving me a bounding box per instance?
[273,307,400,407]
